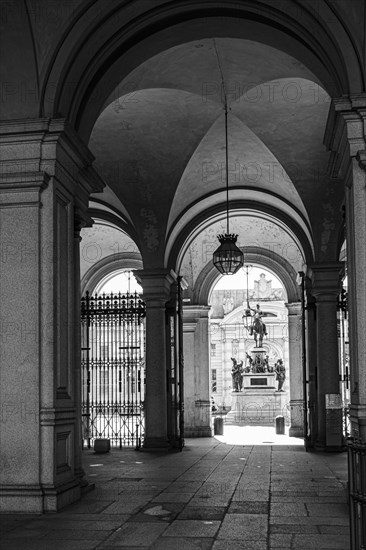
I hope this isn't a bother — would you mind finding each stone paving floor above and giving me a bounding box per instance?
[0,427,350,549]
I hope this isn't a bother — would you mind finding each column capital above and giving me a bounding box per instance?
[0,171,49,205]
[0,117,105,198]
[309,262,344,298]
[183,304,211,320]
[135,269,175,304]
[285,301,301,315]
[74,205,93,235]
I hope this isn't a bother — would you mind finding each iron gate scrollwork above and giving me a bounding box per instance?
[81,291,146,448]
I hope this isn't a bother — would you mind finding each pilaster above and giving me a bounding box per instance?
[325,97,366,441]
[310,262,343,450]
[135,269,174,449]
[183,305,212,437]
[285,302,304,438]
[0,118,103,511]
[305,286,317,448]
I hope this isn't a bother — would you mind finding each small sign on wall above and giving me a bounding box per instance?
[325,394,342,409]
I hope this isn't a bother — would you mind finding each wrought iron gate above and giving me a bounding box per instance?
[81,291,146,448]
[337,284,350,439]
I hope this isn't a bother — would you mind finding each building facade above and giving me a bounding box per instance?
[209,276,290,422]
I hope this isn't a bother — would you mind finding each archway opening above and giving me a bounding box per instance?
[208,265,302,445]
[79,223,146,449]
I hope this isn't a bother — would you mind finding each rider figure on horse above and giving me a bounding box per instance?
[243,302,268,347]
[248,304,267,338]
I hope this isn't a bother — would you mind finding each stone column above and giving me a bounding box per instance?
[286,302,303,437]
[305,292,317,448]
[183,306,211,437]
[311,263,343,450]
[0,119,104,512]
[135,269,174,449]
[73,209,94,488]
[346,156,366,440]
[324,97,366,441]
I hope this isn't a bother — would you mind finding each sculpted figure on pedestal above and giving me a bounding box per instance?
[275,359,286,391]
[231,357,244,391]
[246,304,267,347]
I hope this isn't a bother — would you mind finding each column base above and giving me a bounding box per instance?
[289,426,304,438]
[185,426,212,437]
[314,441,347,453]
[349,405,366,443]
[0,479,81,513]
[142,437,170,451]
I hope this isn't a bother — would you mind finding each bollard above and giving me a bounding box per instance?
[94,438,111,453]
[275,415,285,435]
[214,417,224,435]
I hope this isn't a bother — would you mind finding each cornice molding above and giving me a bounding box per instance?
[324,96,366,179]
[356,150,366,172]
[0,118,105,200]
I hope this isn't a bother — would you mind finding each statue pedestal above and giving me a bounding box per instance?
[243,372,276,389]
[226,378,288,425]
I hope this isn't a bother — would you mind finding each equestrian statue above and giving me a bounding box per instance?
[243,302,267,347]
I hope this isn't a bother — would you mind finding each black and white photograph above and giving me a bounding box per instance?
[0,1,365,548]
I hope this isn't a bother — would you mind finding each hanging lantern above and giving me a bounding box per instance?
[212,78,244,275]
[213,233,244,275]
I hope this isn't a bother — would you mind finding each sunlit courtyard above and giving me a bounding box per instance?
[214,424,304,446]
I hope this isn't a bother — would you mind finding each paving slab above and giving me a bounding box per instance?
[270,524,319,534]
[217,513,268,540]
[41,529,111,541]
[177,506,226,520]
[213,542,267,550]
[162,519,221,538]
[305,502,349,516]
[228,501,269,514]
[0,433,351,550]
[1,542,97,550]
[188,495,232,507]
[99,523,168,547]
[152,492,194,503]
[22,518,127,531]
[269,534,293,548]
[150,537,213,549]
[163,481,203,493]
[269,515,349,526]
[128,502,184,523]
[292,533,350,548]
[318,524,350,535]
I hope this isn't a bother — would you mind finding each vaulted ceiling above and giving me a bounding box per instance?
[89,37,343,269]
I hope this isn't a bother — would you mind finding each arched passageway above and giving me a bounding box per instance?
[209,267,291,427]
[1,2,366,522]
[177,212,304,440]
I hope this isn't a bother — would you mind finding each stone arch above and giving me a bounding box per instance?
[192,246,300,305]
[41,1,364,140]
[88,206,141,250]
[81,252,143,295]
[168,197,313,272]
